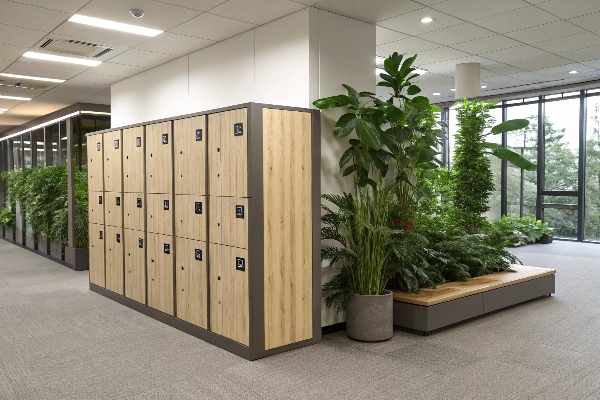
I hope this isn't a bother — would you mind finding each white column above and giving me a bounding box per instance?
[455,62,481,100]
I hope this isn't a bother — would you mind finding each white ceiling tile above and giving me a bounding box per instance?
[482,75,527,87]
[107,49,175,69]
[0,59,12,71]
[170,13,256,41]
[480,68,498,78]
[209,0,306,25]
[420,56,496,74]
[473,6,560,34]
[533,32,600,53]
[418,23,495,46]
[536,0,600,19]
[568,11,600,33]
[431,0,530,21]
[32,81,109,105]
[15,53,92,72]
[0,23,48,47]
[69,71,123,85]
[482,63,523,74]
[411,73,454,87]
[578,59,600,69]
[4,61,86,79]
[378,8,463,35]
[315,0,422,24]
[559,45,600,63]
[376,26,408,45]
[480,45,547,62]
[507,54,572,70]
[0,43,30,61]
[377,37,441,58]
[532,63,596,77]
[91,62,146,77]
[504,21,587,44]
[0,0,69,31]
[504,71,549,83]
[82,90,111,105]
[412,47,470,64]
[8,0,90,13]
[135,32,214,56]
[450,35,522,54]
[0,84,44,99]
[154,0,228,11]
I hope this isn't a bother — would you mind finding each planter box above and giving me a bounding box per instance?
[5,227,14,241]
[38,236,49,255]
[65,247,89,271]
[536,234,553,244]
[50,242,63,260]
[392,265,556,335]
[25,231,35,250]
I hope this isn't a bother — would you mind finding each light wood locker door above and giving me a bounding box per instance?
[89,223,105,287]
[125,229,146,304]
[124,193,145,232]
[104,191,123,228]
[147,233,174,315]
[146,121,172,194]
[176,238,207,328]
[175,195,206,241]
[105,226,124,295]
[123,126,145,193]
[88,192,104,225]
[209,197,248,248]
[209,244,249,345]
[103,130,123,192]
[87,135,104,192]
[147,194,173,235]
[174,116,206,195]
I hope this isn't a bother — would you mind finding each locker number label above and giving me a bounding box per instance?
[136,137,141,147]
[195,129,202,141]
[114,139,119,149]
[99,195,103,205]
[236,257,245,271]
[195,202,202,214]
[164,243,170,254]
[234,123,243,136]
[163,200,169,210]
[137,198,142,208]
[116,197,121,206]
[99,231,103,239]
[162,133,169,145]
[138,238,143,248]
[236,205,245,219]
[97,142,101,151]
[195,249,203,261]
[116,233,121,243]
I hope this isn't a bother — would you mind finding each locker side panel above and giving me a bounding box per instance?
[124,192,145,232]
[89,223,105,287]
[105,225,124,295]
[103,130,123,193]
[175,194,207,241]
[88,191,104,225]
[104,191,123,228]
[124,229,146,304]
[174,116,206,195]
[147,193,173,235]
[123,126,145,193]
[87,135,104,192]
[146,122,173,194]
[176,237,208,329]
[147,233,174,315]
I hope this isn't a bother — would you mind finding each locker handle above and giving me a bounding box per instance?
[218,276,221,280]
[180,151,183,154]
[151,259,154,262]
[217,223,220,227]
[181,266,184,270]
[150,153,153,157]
[217,148,220,152]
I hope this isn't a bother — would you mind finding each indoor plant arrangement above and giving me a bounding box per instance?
[0,207,16,239]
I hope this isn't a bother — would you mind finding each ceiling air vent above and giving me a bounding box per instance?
[38,38,113,58]
[0,77,54,90]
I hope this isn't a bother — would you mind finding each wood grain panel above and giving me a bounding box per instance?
[87,135,104,192]
[221,108,248,197]
[105,225,124,295]
[147,193,173,235]
[209,196,248,248]
[88,191,104,225]
[208,113,221,196]
[263,109,313,350]
[89,223,105,287]
[146,121,173,194]
[103,130,123,192]
[174,116,206,195]
[147,232,174,315]
[174,194,206,241]
[124,192,145,232]
[123,126,145,193]
[176,237,207,328]
[209,243,223,336]
[104,191,123,228]
[124,229,146,304]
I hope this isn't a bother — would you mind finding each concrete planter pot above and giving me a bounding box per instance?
[65,247,89,271]
[6,227,14,241]
[539,234,553,244]
[346,290,393,342]
[50,242,63,260]
[25,231,35,250]
[38,236,49,254]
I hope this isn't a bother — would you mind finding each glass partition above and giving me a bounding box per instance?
[23,132,32,168]
[586,97,600,241]
[34,129,45,167]
[46,123,59,166]
[544,99,579,191]
[59,121,67,165]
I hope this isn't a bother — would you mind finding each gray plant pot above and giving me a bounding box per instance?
[50,242,63,260]
[346,290,393,342]
[540,233,553,244]
[38,236,49,255]
[6,227,14,241]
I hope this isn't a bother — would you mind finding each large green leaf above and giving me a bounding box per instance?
[339,147,354,169]
[485,142,537,171]
[491,119,529,134]
[312,95,352,110]
[411,96,430,110]
[355,119,381,150]
[407,85,421,95]
[342,84,360,108]
[354,148,372,171]
[333,113,358,138]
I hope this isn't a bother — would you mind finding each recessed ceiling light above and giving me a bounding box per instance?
[414,68,428,75]
[0,73,65,83]
[421,17,433,23]
[450,88,456,91]
[481,85,488,89]
[376,56,386,65]
[0,108,7,111]
[69,14,162,37]
[0,95,31,101]
[569,70,578,74]
[23,51,101,67]
[433,92,441,95]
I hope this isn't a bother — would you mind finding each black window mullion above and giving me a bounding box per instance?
[501,102,508,218]
[578,90,586,241]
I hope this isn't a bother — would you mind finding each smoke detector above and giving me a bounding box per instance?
[130,9,144,18]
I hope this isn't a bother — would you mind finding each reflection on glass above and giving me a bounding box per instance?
[46,123,60,166]
[486,108,502,221]
[11,137,22,170]
[585,97,600,241]
[544,99,579,191]
[34,129,45,167]
[60,121,67,165]
[506,103,538,218]
[543,196,578,239]
[23,133,32,168]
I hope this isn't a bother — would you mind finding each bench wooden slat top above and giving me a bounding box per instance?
[392,265,556,306]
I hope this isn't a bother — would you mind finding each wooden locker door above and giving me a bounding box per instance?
[87,135,104,192]
[104,191,123,227]
[175,195,206,241]
[146,122,172,194]
[208,113,221,196]
[103,130,123,192]
[147,233,174,315]
[174,116,206,195]
[209,243,223,336]
[105,226,124,295]
[89,223,105,287]
[124,192,145,232]
[208,196,222,245]
[88,192,104,225]
[125,229,146,304]
[147,193,173,235]
[212,197,248,249]
[221,109,248,197]
[123,126,145,193]
[176,238,207,328]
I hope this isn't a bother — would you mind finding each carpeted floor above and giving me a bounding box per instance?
[0,238,599,399]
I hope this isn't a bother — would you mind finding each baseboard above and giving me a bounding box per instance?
[322,322,346,335]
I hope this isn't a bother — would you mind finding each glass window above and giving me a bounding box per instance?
[60,120,67,165]
[544,98,579,191]
[23,133,32,168]
[486,107,503,221]
[34,129,45,167]
[543,196,578,239]
[585,97,600,241]
[11,136,22,170]
[46,123,59,166]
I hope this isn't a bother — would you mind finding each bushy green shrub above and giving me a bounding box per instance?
[491,216,553,247]
[0,208,16,228]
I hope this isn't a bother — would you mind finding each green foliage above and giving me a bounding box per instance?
[0,208,16,228]
[491,216,553,247]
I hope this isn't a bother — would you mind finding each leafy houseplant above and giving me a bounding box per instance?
[491,216,553,246]
[0,208,16,229]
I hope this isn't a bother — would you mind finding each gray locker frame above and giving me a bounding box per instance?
[88,103,321,360]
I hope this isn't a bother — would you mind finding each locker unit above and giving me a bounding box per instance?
[89,223,105,287]
[176,237,208,329]
[88,103,320,360]
[105,225,124,295]
[103,130,122,192]
[124,229,146,304]
[87,135,104,192]
[89,192,104,225]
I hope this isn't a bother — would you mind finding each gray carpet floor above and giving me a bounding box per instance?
[0,238,599,399]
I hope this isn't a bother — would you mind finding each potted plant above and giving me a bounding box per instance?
[314,53,444,341]
[0,207,16,241]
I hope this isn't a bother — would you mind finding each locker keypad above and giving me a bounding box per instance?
[236,257,245,271]
[234,123,243,136]
[195,202,202,214]
[196,129,202,141]
[195,249,202,261]
[236,205,244,219]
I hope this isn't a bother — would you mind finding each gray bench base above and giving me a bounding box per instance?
[393,274,555,335]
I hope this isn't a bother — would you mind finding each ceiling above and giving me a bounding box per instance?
[1,0,600,133]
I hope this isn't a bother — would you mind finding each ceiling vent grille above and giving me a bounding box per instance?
[0,77,54,91]
[37,38,113,58]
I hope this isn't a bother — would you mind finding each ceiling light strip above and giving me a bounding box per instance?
[69,14,163,37]
[0,95,31,101]
[0,73,65,83]
[23,51,101,67]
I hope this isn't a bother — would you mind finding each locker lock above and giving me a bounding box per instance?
[218,276,221,280]
[217,148,220,152]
